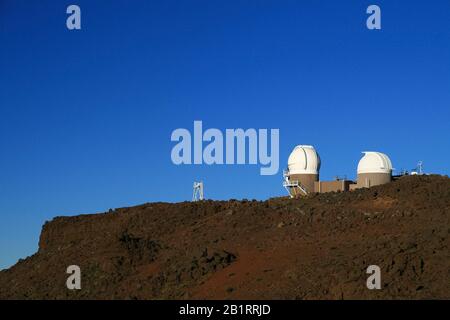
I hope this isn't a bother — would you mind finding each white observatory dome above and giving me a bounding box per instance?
[357,151,393,174]
[288,145,321,175]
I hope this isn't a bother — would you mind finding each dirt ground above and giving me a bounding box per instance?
[0,175,449,299]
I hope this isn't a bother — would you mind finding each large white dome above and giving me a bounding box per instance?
[357,151,393,174]
[288,145,321,175]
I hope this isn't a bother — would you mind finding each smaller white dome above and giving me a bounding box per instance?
[357,151,393,174]
[288,145,321,175]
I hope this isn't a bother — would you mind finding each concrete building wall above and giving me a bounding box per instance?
[288,173,318,195]
[287,173,391,195]
[353,172,391,189]
[314,180,355,193]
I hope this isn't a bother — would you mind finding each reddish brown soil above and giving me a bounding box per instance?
[0,175,449,299]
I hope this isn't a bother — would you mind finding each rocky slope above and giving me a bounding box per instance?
[0,175,449,299]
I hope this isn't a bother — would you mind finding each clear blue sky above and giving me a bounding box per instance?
[1,0,449,270]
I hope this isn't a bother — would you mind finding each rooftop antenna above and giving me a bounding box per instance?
[192,181,204,201]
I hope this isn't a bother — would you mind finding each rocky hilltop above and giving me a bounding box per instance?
[0,175,449,299]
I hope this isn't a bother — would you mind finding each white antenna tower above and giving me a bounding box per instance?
[417,161,423,175]
[192,181,204,201]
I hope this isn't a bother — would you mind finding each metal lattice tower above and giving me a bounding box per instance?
[192,181,204,201]
[417,161,423,175]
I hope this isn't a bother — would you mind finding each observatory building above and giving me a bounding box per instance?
[350,151,393,190]
[283,146,394,197]
[283,145,321,197]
